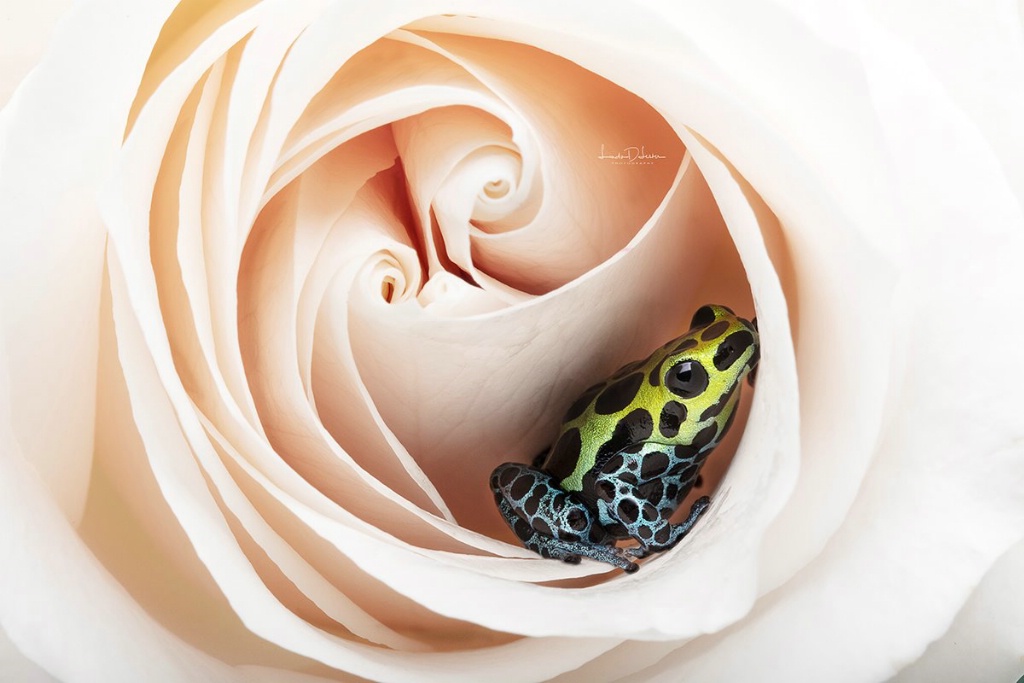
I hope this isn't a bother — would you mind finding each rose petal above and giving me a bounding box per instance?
[0,334,242,682]
[0,625,56,683]
[0,1,73,108]
[777,0,1024,206]
[0,0,178,522]
[87,278,338,672]
[241,129,457,519]
[889,538,1024,683]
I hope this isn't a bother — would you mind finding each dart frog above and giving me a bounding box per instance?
[490,305,759,572]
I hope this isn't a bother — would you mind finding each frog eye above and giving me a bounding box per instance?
[666,360,708,398]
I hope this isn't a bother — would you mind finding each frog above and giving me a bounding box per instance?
[489,304,760,573]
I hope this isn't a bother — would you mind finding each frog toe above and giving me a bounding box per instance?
[625,544,652,559]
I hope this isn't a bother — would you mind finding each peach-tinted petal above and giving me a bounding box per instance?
[0,333,244,682]
[0,0,178,522]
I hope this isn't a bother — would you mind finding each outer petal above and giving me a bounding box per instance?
[619,3,1024,681]
[787,0,1024,205]
[0,1,73,108]
[0,626,55,683]
[0,0,178,521]
[0,333,245,682]
[889,538,1024,683]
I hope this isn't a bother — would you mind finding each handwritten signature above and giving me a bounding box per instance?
[597,144,668,164]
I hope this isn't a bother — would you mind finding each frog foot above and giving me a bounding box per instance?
[523,526,638,573]
[626,495,711,558]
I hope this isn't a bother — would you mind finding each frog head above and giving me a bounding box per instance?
[654,304,759,439]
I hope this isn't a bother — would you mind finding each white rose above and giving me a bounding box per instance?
[2,1,1022,682]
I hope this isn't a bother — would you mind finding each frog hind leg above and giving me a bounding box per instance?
[490,463,638,573]
[591,445,712,559]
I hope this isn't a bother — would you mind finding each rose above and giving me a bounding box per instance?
[2,1,1023,682]
[3,2,1023,681]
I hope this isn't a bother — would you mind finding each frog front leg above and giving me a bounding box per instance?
[490,463,639,573]
[591,444,711,559]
